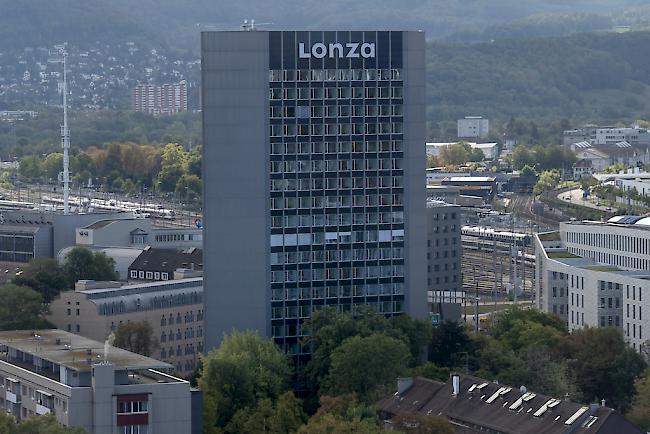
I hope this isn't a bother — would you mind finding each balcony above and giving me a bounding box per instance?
[6,390,19,404]
[36,404,51,415]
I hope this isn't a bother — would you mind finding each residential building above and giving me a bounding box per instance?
[202,30,427,355]
[47,278,204,375]
[0,329,201,434]
[128,247,202,282]
[535,217,650,352]
[131,81,188,115]
[426,201,462,322]
[377,375,644,434]
[457,116,489,139]
[573,159,593,180]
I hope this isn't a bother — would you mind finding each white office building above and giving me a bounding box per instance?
[457,116,489,139]
[535,216,650,353]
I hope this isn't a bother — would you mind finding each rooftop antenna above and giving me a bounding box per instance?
[241,19,272,31]
[50,44,71,215]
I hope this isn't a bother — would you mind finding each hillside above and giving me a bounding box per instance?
[0,0,647,54]
[427,30,650,135]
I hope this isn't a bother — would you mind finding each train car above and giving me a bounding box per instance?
[461,225,531,246]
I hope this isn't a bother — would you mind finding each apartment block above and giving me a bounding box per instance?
[0,329,200,434]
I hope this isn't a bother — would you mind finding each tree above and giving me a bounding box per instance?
[302,308,419,399]
[225,392,307,434]
[511,145,534,170]
[520,165,537,177]
[488,307,567,353]
[0,284,49,331]
[42,153,64,182]
[428,321,474,369]
[628,368,650,430]
[15,414,87,433]
[297,414,389,434]
[18,155,43,181]
[391,412,454,434]
[558,327,647,411]
[199,331,292,433]
[175,174,202,204]
[439,143,469,166]
[13,258,69,302]
[533,170,560,195]
[62,247,118,284]
[327,333,410,399]
[114,321,158,357]
[407,362,450,382]
[157,143,186,192]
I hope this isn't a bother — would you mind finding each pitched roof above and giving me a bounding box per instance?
[377,374,644,434]
[128,247,202,273]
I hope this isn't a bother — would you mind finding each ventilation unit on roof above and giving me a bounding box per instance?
[565,407,589,426]
[476,382,489,390]
[584,416,598,428]
[486,387,512,404]
[509,392,534,410]
[468,384,477,393]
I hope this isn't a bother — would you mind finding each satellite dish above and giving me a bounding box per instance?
[519,385,527,394]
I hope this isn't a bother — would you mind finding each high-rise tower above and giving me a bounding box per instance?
[202,30,427,355]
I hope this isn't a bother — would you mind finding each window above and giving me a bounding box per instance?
[130,270,137,279]
[161,272,169,280]
[120,426,148,434]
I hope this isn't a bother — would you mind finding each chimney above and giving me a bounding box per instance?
[601,399,606,407]
[397,377,413,396]
[452,374,460,396]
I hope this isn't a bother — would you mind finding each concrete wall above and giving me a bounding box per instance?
[402,31,428,319]
[202,31,271,350]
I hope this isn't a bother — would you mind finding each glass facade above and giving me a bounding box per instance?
[267,31,406,354]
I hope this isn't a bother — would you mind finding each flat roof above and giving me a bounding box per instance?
[0,330,172,373]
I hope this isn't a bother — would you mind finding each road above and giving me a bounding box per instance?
[557,188,614,212]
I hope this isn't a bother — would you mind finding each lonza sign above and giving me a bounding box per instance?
[298,42,376,59]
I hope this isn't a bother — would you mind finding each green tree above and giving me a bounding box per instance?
[199,331,292,433]
[16,414,87,433]
[225,392,307,434]
[62,247,118,284]
[42,152,64,182]
[297,414,389,434]
[628,368,650,430]
[488,307,567,353]
[391,412,454,434]
[0,410,16,434]
[157,143,187,192]
[18,155,43,181]
[175,174,202,203]
[558,327,647,411]
[407,362,450,382]
[533,170,561,195]
[511,145,534,170]
[13,258,69,302]
[302,308,423,399]
[428,321,474,369]
[520,165,537,177]
[0,284,48,331]
[114,321,158,357]
[327,333,410,399]
[439,143,469,166]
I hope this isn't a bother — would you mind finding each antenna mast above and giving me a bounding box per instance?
[55,45,71,215]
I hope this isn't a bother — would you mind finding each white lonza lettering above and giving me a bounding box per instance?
[298,42,375,59]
